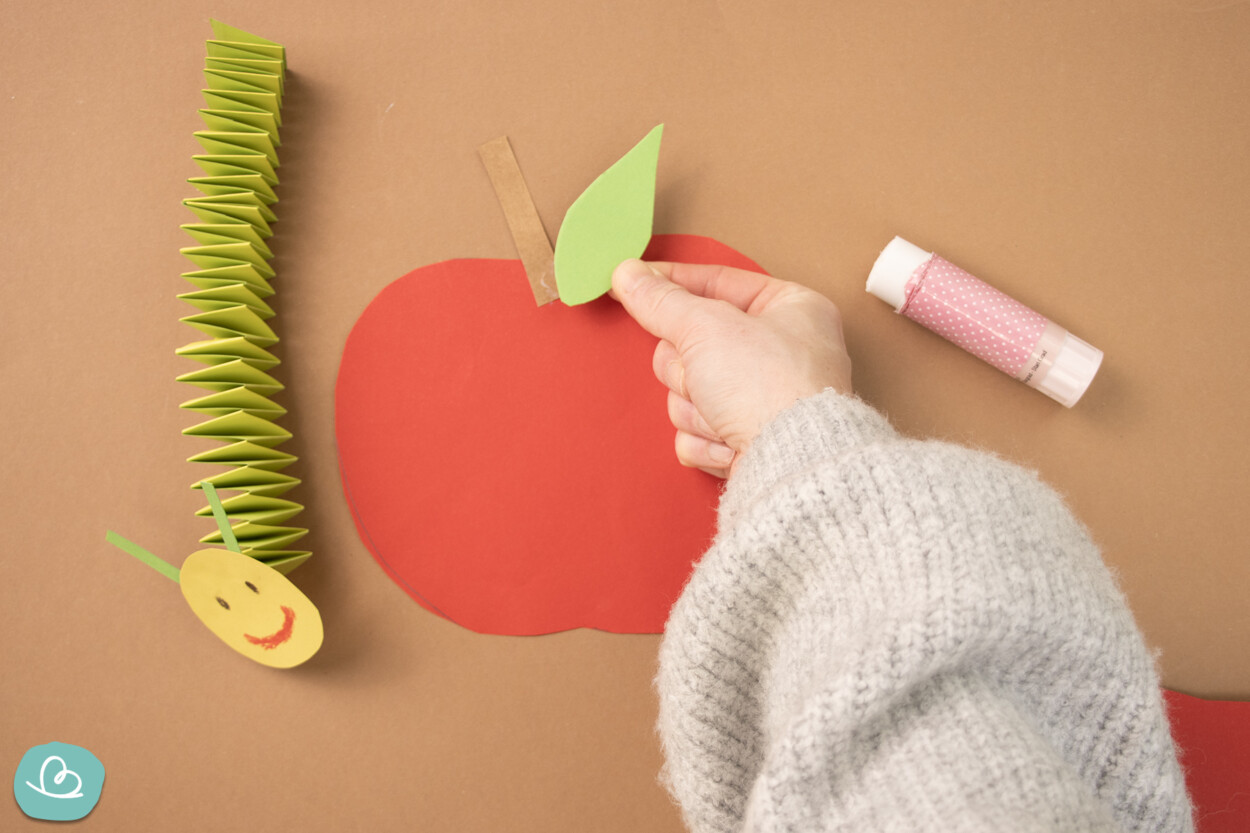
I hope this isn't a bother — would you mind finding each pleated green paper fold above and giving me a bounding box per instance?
[176,22,309,573]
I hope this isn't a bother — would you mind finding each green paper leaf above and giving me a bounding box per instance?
[554,124,663,305]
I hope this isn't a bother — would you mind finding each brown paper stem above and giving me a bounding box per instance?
[478,136,559,306]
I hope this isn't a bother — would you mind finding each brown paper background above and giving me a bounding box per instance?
[3,1,1247,830]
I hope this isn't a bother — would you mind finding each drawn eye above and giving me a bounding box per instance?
[216,597,230,610]
[245,581,259,594]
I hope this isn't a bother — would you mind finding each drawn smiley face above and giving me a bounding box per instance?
[179,548,323,668]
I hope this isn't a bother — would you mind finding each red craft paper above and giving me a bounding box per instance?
[336,234,765,634]
[1163,689,1250,832]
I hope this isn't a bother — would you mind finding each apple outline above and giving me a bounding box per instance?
[335,233,768,635]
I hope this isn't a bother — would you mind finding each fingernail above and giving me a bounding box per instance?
[613,258,652,294]
[709,443,735,465]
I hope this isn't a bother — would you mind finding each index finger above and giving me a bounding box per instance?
[644,261,783,314]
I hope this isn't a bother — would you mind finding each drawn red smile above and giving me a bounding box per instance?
[244,605,296,650]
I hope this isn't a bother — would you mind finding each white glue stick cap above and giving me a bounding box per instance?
[866,236,931,310]
[1037,332,1104,408]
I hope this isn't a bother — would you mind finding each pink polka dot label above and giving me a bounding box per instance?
[900,257,1046,377]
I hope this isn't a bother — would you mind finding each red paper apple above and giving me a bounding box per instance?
[335,233,766,634]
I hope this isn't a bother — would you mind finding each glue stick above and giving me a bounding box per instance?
[866,237,1103,407]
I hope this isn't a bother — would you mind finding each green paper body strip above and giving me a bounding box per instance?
[105,530,181,582]
[178,24,308,570]
[553,124,663,305]
[201,482,242,553]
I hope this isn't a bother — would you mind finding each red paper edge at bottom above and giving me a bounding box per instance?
[1163,689,1250,832]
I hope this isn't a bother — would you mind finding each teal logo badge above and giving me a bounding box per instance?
[13,742,105,821]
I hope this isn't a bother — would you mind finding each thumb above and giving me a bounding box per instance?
[611,259,709,348]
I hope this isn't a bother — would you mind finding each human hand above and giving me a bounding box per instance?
[611,259,853,478]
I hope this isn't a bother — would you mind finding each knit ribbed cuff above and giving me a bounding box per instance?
[718,390,897,532]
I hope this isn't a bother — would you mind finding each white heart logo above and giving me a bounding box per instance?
[25,755,85,800]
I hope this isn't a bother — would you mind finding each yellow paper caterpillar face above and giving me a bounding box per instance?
[179,548,322,669]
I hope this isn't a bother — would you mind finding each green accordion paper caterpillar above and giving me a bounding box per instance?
[175,21,309,574]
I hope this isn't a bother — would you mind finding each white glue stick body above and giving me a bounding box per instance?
[866,237,1103,407]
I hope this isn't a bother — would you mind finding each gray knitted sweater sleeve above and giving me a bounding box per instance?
[655,390,1192,832]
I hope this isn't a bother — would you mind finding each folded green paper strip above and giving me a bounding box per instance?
[176,21,309,574]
